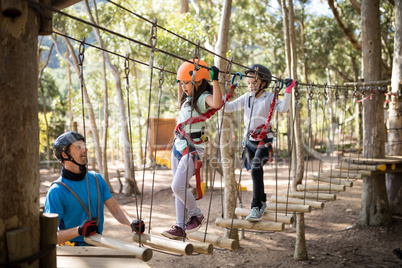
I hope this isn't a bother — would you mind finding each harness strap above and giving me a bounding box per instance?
[52,172,100,219]
[178,146,203,200]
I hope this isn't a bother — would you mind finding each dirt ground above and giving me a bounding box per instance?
[40,160,402,268]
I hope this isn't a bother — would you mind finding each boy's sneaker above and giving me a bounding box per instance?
[161,225,186,240]
[186,215,205,233]
[246,207,262,222]
[260,201,267,215]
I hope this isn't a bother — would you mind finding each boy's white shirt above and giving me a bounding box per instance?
[224,91,291,141]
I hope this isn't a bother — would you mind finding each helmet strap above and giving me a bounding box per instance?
[62,151,87,173]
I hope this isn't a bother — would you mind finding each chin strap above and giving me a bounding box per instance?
[62,152,87,173]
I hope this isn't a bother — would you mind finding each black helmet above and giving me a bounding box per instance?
[53,131,85,162]
[245,64,272,89]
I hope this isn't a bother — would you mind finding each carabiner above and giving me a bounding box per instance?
[231,72,243,86]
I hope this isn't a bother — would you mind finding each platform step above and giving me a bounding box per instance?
[235,208,294,224]
[286,191,336,201]
[270,195,324,209]
[297,184,345,192]
[215,218,284,232]
[308,174,353,187]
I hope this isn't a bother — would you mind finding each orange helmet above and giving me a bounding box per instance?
[177,59,210,82]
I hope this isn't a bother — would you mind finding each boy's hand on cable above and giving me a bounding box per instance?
[211,66,220,81]
[131,219,145,234]
[284,78,295,93]
[78,217,98,237]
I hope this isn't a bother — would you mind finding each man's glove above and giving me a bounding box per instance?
[131,219,145,234]
[284,78,295,93]
[78,217,98,237]
[210,66,220,81]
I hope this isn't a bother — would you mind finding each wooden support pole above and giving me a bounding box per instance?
[1,0,22,17]
[132,233,193,256]
[320,171,362,179]
[297,184,345,192]
[270,195,324,209]
[216,218,284,232]
[84,234,153,262]
[187,231,239,251]
[334,163,386,171]
[40,213,58,268]
[266,203,312,213]
[286,191,337,201]
[308,175,353,187]
[235,208,294,224]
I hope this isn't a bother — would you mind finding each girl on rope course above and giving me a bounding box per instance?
[224,64,295,222]
[161,59,222,240]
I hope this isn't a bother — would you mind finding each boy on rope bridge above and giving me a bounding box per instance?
[224,64,295,221]
[45,131,144,246]
[161,59,222,240]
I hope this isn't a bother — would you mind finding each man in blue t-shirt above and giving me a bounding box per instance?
[45,131,143,246]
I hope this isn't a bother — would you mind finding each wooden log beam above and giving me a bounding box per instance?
[187,231,239,251]
[235,208,294,224]
[266,203,312,213]
[215,218,284,232]
[51,0,82,10]
[308,175,353,187]
[286,191,337,201]
[334,163,386,171]
[332,168,372,176]
[84,234,153,262]
[270,195,324,209]
[132,233,193,256]
[320,171,362,179]
[344,156,402,164]
[297,184,346,192]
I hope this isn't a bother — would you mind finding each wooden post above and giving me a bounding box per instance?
[85,234,152,262]
[215,218,284,232]
[132,233,193,256]
[187,231,239,251]
[40,213,58,268]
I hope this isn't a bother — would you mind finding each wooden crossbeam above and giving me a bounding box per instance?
[334,163,386,171]
[344,156,402,165]
[235,208,294,224]
[320,171,362,179]
[132,233,193,256]
[84,234,152,262]
[187,231,239,251]
[308,174,353,187]
[270,195,324,209]
[215,218,284,232]
[286,191,337,201]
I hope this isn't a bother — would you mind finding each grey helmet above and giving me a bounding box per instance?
[53,131,85,163]
[245,64,272,89]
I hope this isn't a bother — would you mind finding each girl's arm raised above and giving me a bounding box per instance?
[205,80,222,109]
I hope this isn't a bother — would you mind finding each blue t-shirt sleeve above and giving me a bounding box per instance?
[44,185,65,224]
[95,173,112,202]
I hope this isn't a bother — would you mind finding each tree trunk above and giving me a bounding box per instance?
[180,0,189,13]
[133,63,144,165]
[215,0,238,240]
[358,0,392,226]
[386,0,402,216]
[83,0,138,195]
[0,3,40,265]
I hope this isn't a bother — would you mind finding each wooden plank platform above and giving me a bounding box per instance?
[344,156,402,165]
[57,246,150,268]
[334,163,386,171]
[332,168,372,176]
